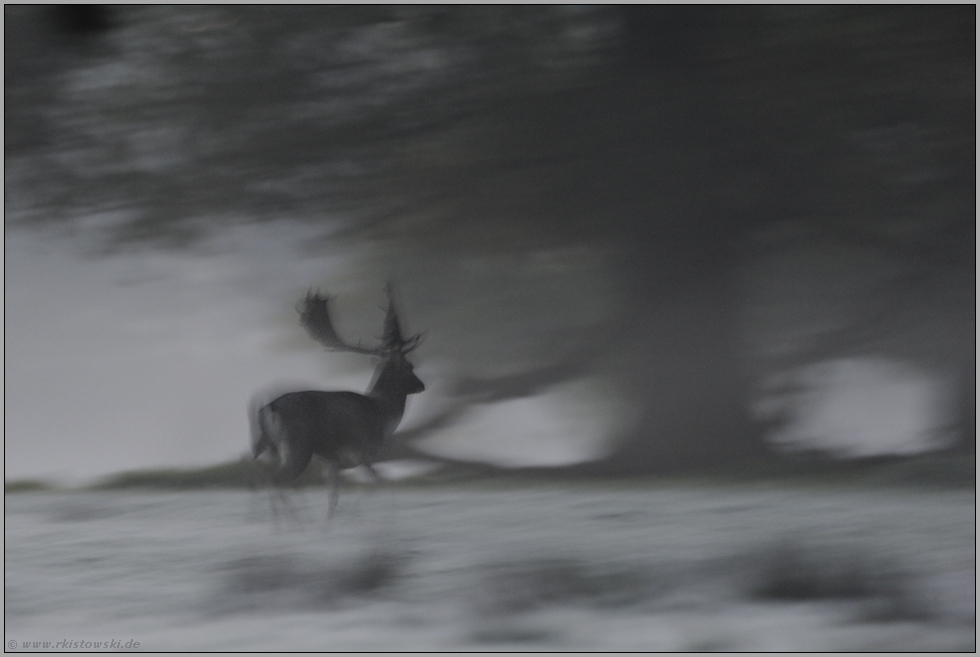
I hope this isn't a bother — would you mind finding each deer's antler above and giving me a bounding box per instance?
[298,285,422,356]
[298,290,382,356]
[381,281,422,354]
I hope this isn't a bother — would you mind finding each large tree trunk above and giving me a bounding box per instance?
[439,72,769,473]
[600,240,762,473]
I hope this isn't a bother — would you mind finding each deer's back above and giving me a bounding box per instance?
[268,390,386,465]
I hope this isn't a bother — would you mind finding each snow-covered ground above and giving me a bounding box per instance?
[5,485,974,651]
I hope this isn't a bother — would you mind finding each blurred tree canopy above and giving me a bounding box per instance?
[5,6,974,469]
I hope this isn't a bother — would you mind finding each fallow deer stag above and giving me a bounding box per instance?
[250,283,424,517]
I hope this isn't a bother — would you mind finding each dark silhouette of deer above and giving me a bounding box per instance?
[250,283,424,517]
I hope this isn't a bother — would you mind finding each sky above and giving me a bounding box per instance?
[4,222,634,484]
[5,222,341,483]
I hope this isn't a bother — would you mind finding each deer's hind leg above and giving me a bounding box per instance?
[272,439,314,486]
[267,439,313,524]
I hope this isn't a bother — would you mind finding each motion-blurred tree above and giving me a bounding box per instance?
[5,6,974,469]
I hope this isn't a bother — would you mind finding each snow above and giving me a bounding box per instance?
[5,485,974,651]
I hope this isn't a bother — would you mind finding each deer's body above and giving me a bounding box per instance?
[252,356,423,482]
[257,392,387,472]
[250,286,424,517]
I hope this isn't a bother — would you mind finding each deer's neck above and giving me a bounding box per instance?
[367,373,409,435]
